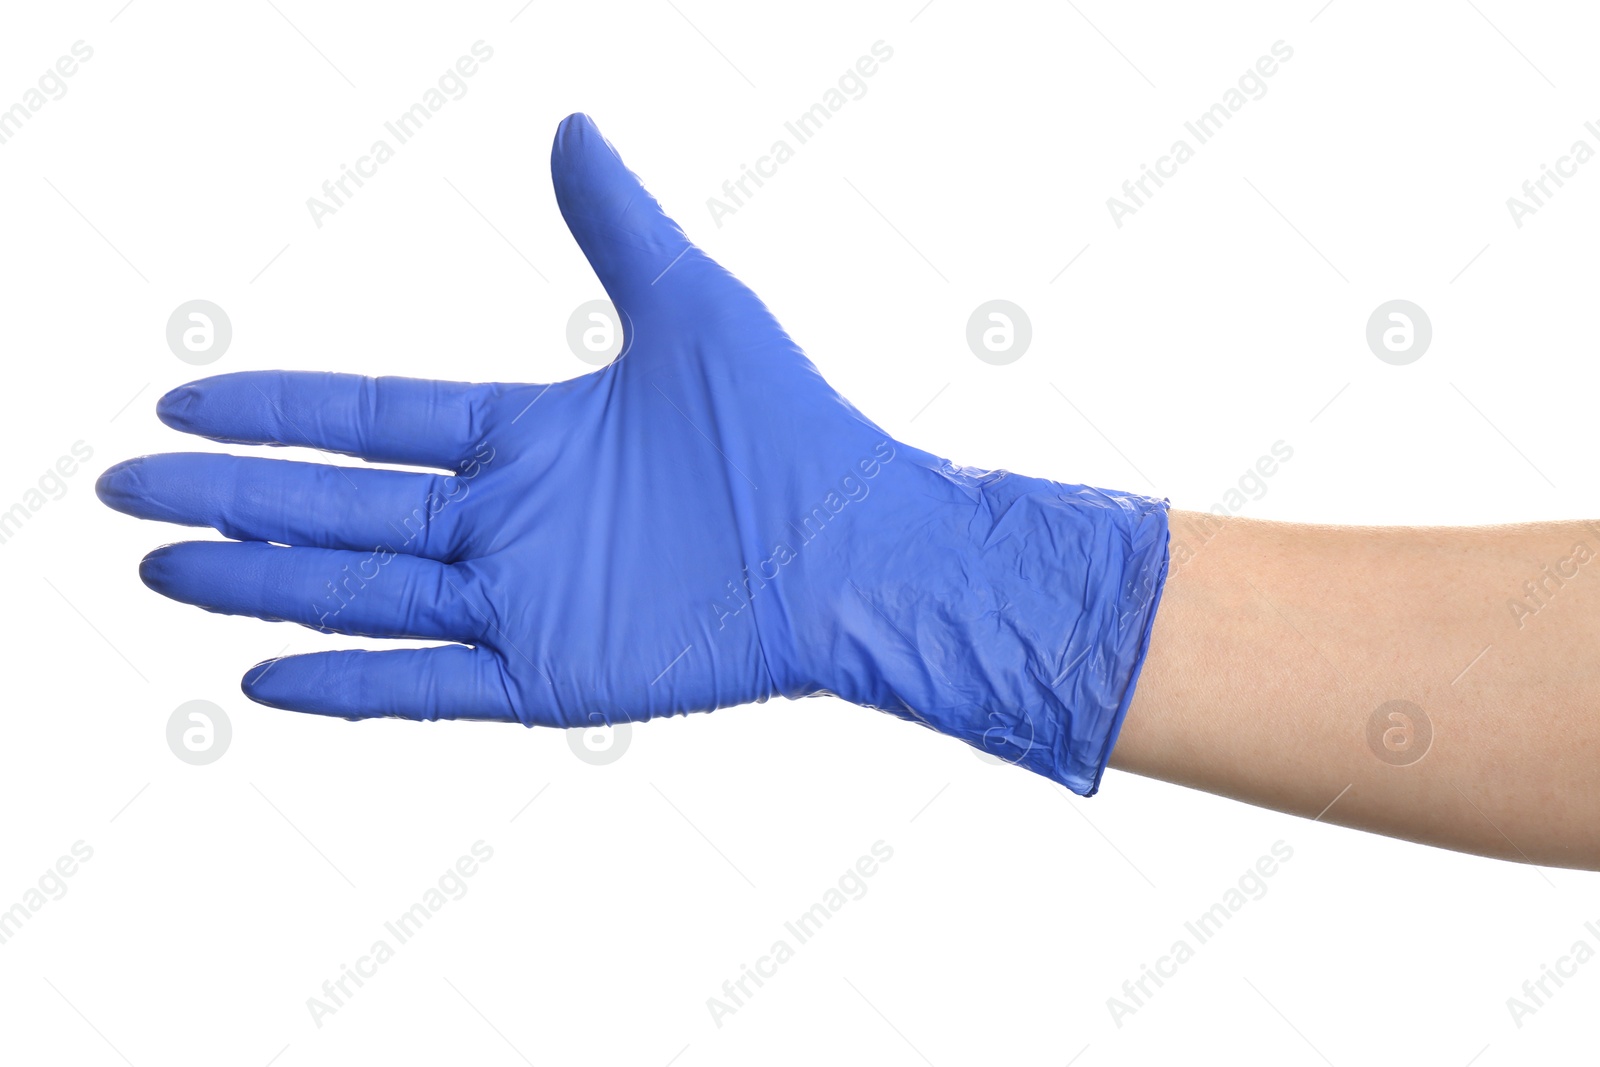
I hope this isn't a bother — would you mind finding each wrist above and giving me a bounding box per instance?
[801,457,1171,794]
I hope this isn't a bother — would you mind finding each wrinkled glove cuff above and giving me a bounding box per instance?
[1041,485,1171,796]
[840,469,1170,797]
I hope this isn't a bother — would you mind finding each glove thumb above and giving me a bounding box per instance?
[551,113,695,312]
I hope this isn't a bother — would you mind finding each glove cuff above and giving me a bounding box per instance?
[822,464,1171,796]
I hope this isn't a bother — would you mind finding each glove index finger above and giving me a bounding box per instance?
[156,370,495,469]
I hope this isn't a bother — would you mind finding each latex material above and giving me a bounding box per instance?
[98,114,1170,796]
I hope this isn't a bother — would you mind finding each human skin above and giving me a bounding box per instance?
[1111,510,1600,871]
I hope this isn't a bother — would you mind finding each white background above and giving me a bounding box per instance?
[1,1,1597,1064]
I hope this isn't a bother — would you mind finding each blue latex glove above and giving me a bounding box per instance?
[98,114,1170,795]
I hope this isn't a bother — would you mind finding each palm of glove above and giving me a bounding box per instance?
[100,114,933,727]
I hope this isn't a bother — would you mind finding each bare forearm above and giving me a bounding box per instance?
[1112,510,1600,870]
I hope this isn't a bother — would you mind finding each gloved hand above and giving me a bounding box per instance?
[98,114,1170,795]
